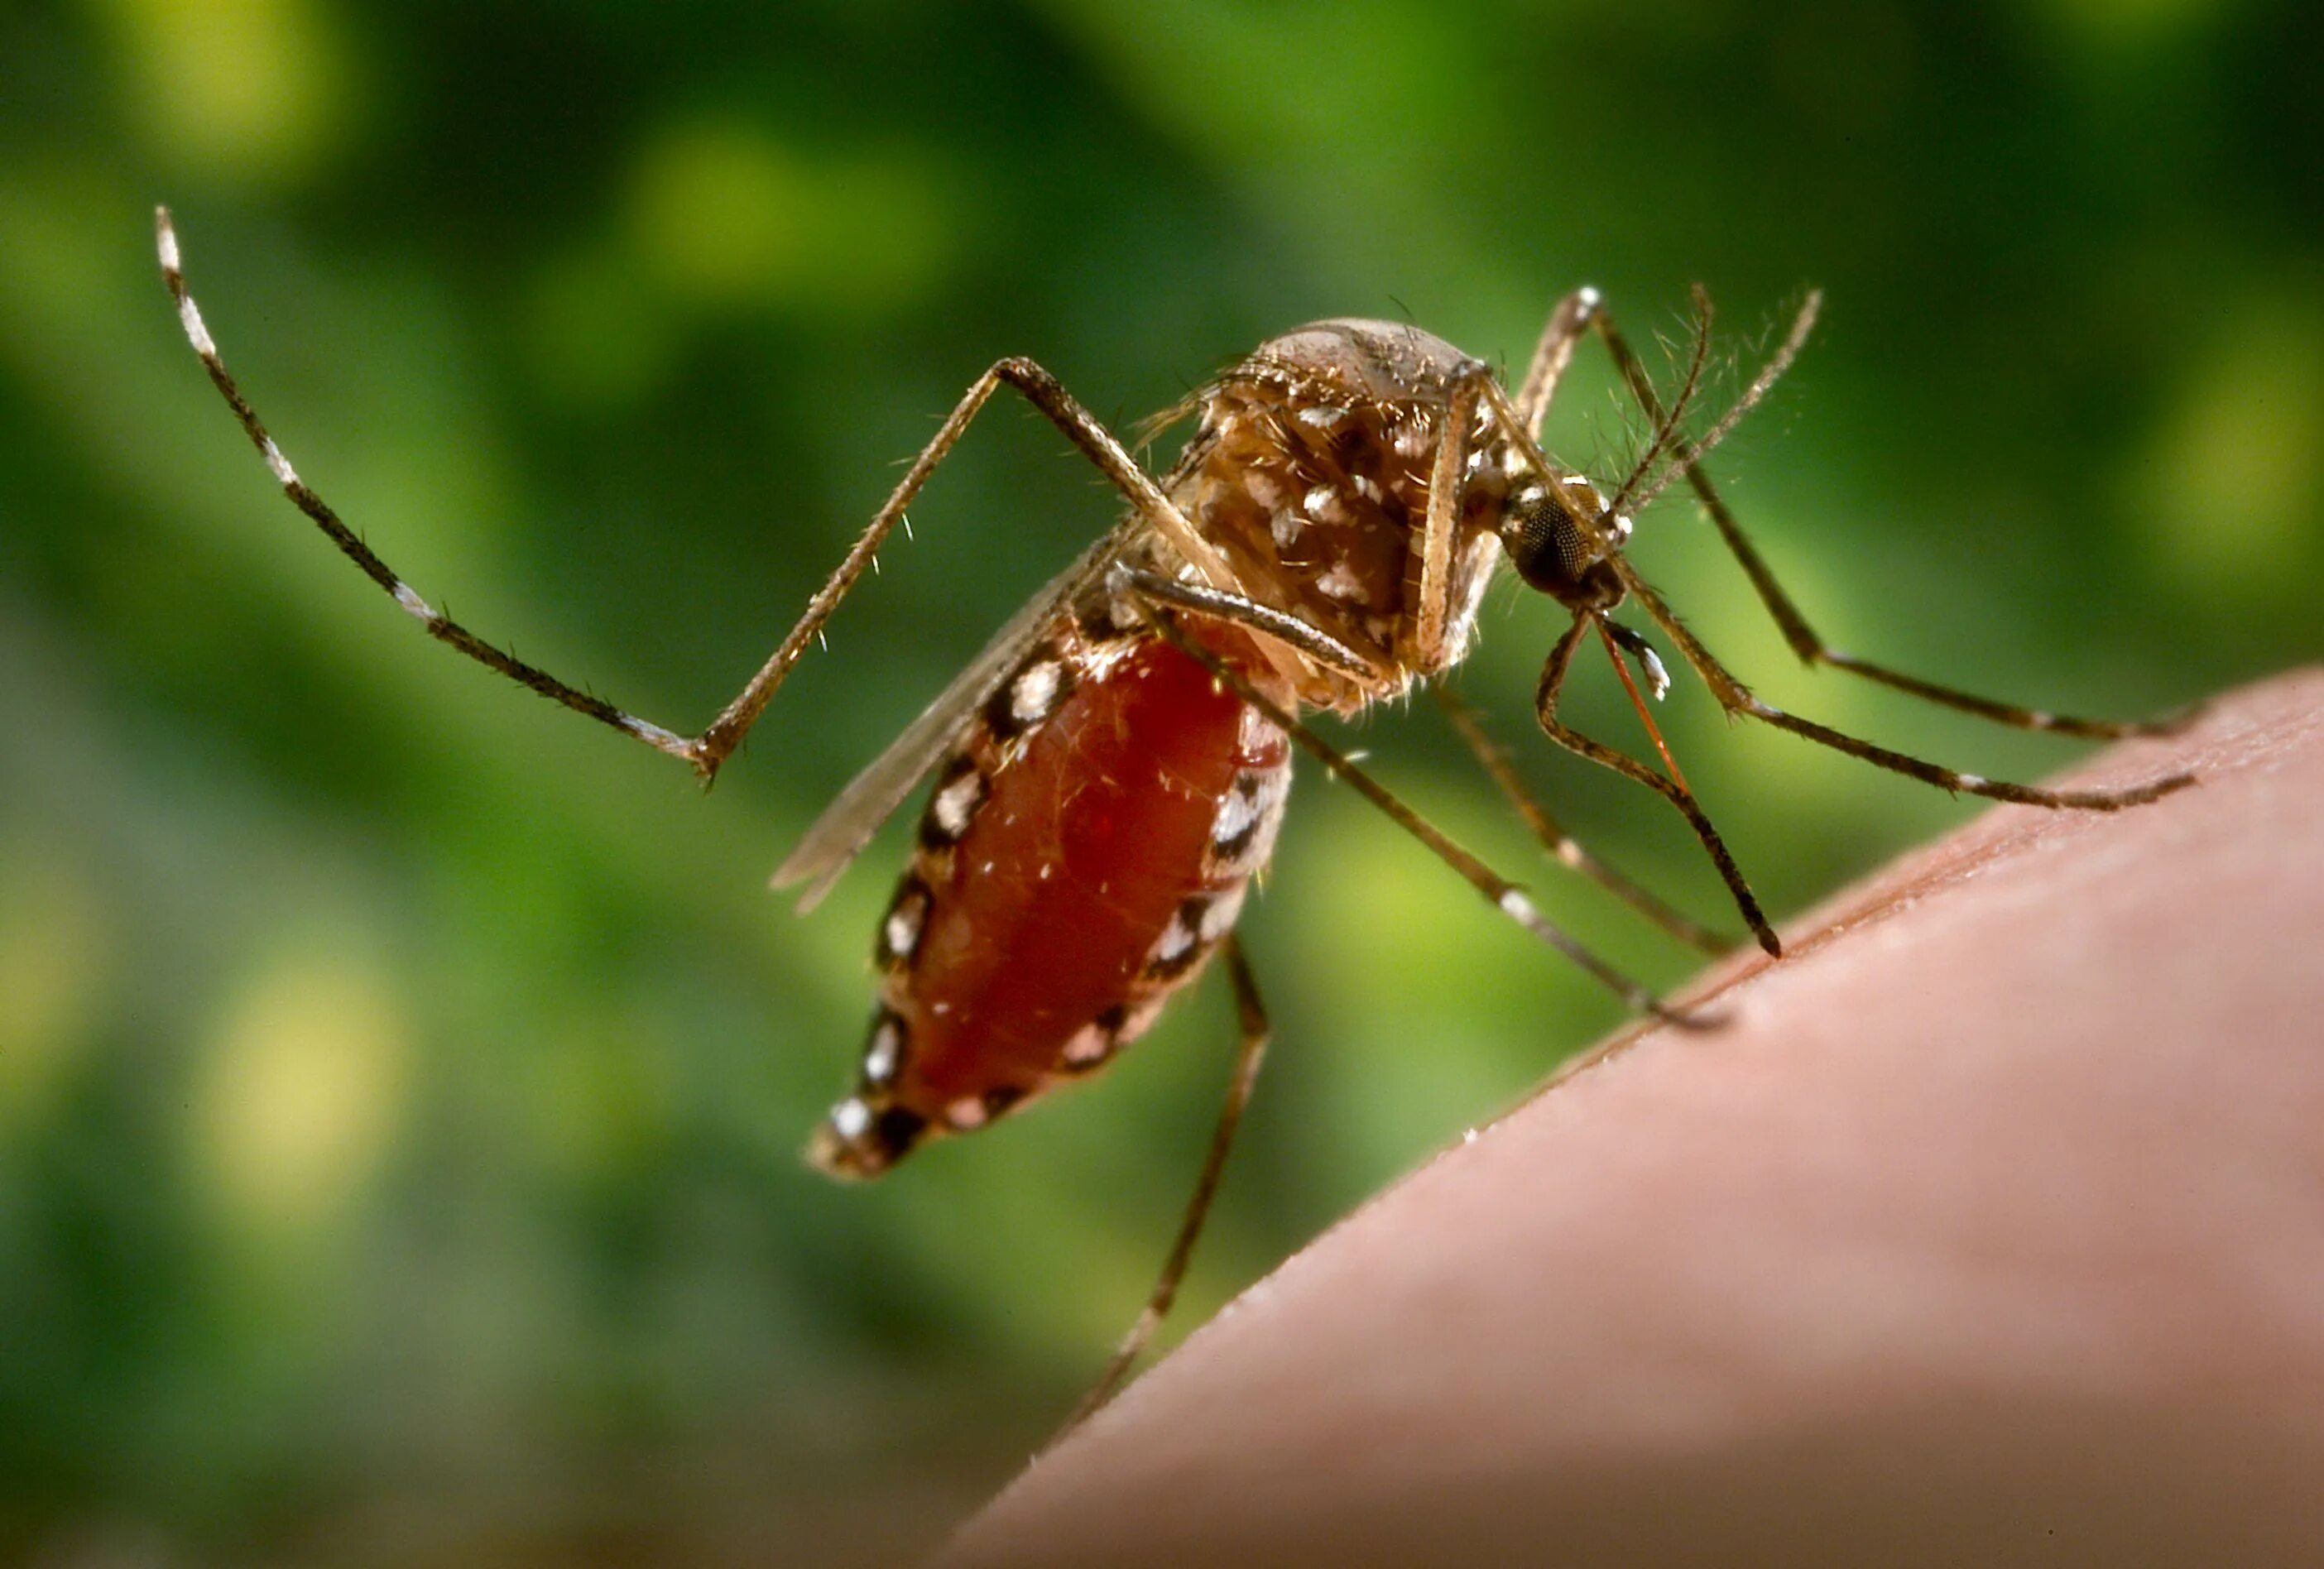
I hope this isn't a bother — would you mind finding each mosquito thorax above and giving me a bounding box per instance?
[1179,319,1515,708]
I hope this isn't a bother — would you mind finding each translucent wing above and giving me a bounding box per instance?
[772,528,1132,911]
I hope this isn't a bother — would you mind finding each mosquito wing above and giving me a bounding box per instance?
[772,527,1133,912]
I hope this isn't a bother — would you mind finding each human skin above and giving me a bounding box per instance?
[944,669,2324,1567]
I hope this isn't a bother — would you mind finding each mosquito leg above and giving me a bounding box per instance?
[1582,549,2197,813]
[1432,684,1734,957]
[1513,287,1603,440]
[1403,362,1489,671]
[1115,577,1714,1028]
[1116,571,1388,687]
[157,208,699,766]
[1470,374,2199,815]
[692,362,1246,777]
[1529,616,1782,956]
[1055,934,1272,1441]
[160,208,1242,786]
[1582,298,2196,741]
[1746,681,2193,808]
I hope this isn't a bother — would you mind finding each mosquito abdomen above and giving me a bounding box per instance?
[806,621,1293,1176]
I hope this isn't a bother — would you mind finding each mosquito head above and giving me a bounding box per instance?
[1500,471,1630,614]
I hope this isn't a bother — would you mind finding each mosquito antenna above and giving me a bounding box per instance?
[1623,290,1822,520]
[1604,285,1715,521]
[1596,617,1690,791]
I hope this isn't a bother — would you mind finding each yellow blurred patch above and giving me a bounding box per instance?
[624,119,952,315]
[2025,0,2229,55]
[96,0,350,185]
[0,844,109,1125]
[194,937,410,1236]
[2133,297,2323,597]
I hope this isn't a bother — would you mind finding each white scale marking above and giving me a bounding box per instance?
[1210,767,1291,875]
[1303,484,1347,524]
[178,295,216,360]
[946,1096,989,1130]
[884,895,925,961]
[1199,884,1246,941]
[932,769,983,837]
[391,582,435,623]
[1155,912,1198,964]
[1236,706,1277,750]
[262,438,298,487]
[1316,561,1366,602]
[830,1096,872,1140]
[1212,782,1260,847]
[1011,660,1062,723]
[157,222,181,273]
[863,1019,902,1085]
[1063,1023,1112,1067]
[1636,646,1671,701]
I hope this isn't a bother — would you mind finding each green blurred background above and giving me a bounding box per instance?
[2,0,2317,1561]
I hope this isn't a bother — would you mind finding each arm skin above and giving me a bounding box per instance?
[945,669,2324,1568]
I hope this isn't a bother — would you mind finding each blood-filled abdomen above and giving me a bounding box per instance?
[807,616,1291,1177]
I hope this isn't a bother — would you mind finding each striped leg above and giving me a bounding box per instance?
[1529,615,1781,957]
[1582,555,2196,814]
[1477,319,2198,816]
[1432,684,1733,957]
[1057,934,1271,1441]
[1512,286,1600,439]
[157,207,1238,785]
[1577,290,2198,741]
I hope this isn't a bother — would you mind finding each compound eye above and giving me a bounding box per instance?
[1500,485,1593,597]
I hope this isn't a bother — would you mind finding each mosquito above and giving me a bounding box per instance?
[156,208,2193,1430]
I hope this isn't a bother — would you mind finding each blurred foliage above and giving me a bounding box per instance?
[1,0,2317,1561]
